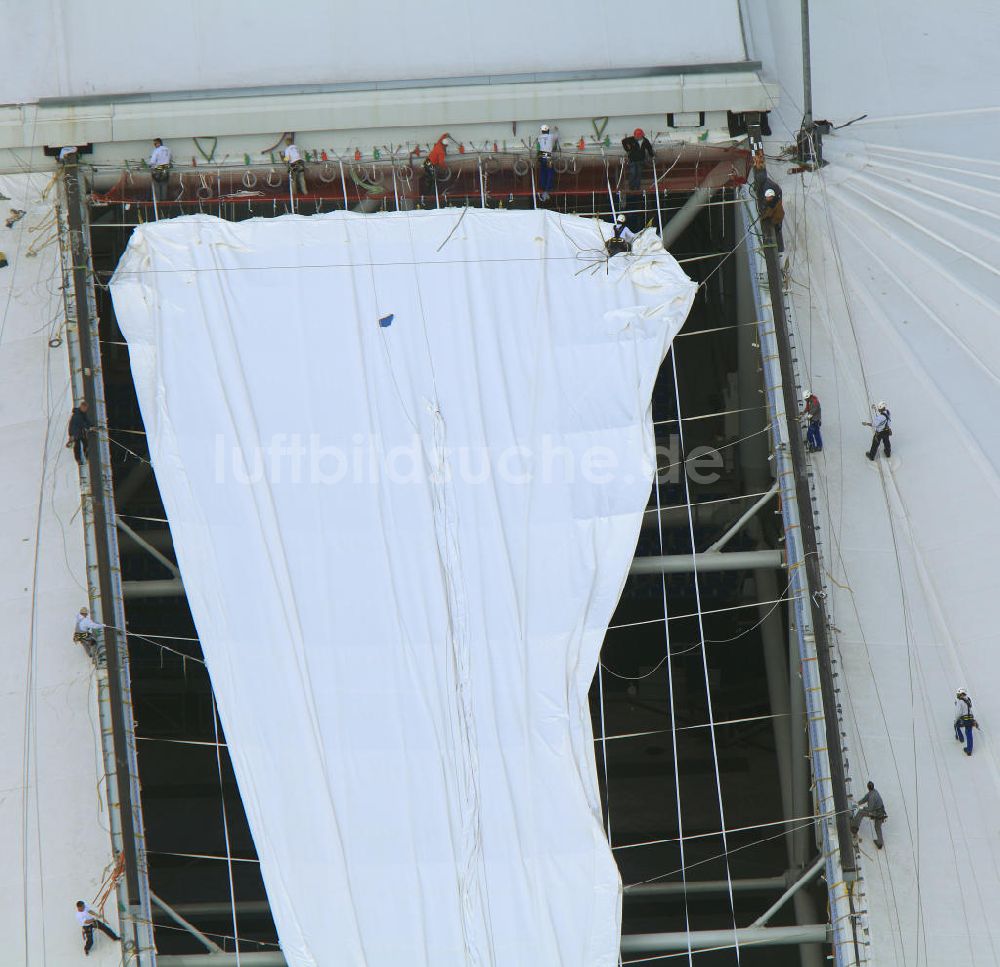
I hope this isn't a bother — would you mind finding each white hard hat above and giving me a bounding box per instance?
[79,607,88,615]
[803,391,811,400]
[957,687,967,695]
[540,124,550,133]
[877,400,887,410]
[616,213,626,224]
[764,188,776,198]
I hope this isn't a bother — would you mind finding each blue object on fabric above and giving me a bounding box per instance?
[379,313,394,328]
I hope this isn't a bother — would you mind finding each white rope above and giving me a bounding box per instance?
[596,664,613,841]
[668,347,743,963]
[212,694,242,965]
[650,391,695,966]
[604,159,618,222]
[651,156,664,235]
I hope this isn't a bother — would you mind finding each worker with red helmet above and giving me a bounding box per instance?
[622,127,654,190]
[421,132,451,198]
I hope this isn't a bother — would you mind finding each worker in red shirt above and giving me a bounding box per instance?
[422,133,451,197]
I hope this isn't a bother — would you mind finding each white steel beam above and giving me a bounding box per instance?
[621,923,829,953]
[158,956,285,967]
[150,893,221,953]
[750,856,825,928]
[704,482,779,552]
[116,518,180,577]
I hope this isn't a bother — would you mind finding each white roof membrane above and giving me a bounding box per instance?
[6,0,747,104]
[0,173,122,964]
[776,120,1000,965]
[110,210,696,966]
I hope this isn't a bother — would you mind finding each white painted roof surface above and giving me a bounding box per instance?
[3,0,747,104]
[0,173,121,965]
[741,0,1000,958]
[775,119,1000,967]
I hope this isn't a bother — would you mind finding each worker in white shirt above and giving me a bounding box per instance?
[75,900,119,954]
[74,606,103,661]
[954,687,978,756]
[862,401,891,460]
[282,136,308,197]
[605,213,636,256]
[536,124,558,201]
[148,138,172,202]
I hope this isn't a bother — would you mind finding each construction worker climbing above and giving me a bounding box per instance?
[605,214,636,256]
[148,138,171,203]
[66,400,92,466]
[850,781,887,849]
[863,401,892,461]
[75,900,119,954]
[282,137,308,197]
[757,178,785,253]
[74,607,103,662]
[622,128,654,191]
[421,133,450,198]
[536,124,558,202]
[802,391,823,452]
[955,687,978,756]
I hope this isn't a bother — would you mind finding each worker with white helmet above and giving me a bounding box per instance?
[863,401,892,460]
[802,390,822,452]
[757,177,785,252]
[73,606,103,662]
[954,687,978,756]
[605,213,636,256]
[536,123,559,201]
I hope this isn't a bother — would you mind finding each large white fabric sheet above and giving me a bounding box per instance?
[111,209,694,966]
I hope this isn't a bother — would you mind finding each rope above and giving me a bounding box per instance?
[212,694,242,964]
[649,351,695,966]
[93,852,126,917]
[668,345,742,963]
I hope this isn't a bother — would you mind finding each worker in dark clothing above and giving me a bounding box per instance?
[75,900,119,954]
[851,781,887,849]
[802,391,823,451]
[863,401,891,460]
[622,128,654,190]
[66,400,92,465]
[421,133,450,197]
[955,687,978,756]
[758,179,785,252]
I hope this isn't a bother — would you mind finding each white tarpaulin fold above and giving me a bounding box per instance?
[111,209,695,966]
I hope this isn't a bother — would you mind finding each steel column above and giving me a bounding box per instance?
[660,160,734,249]
[63,163,157,964]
